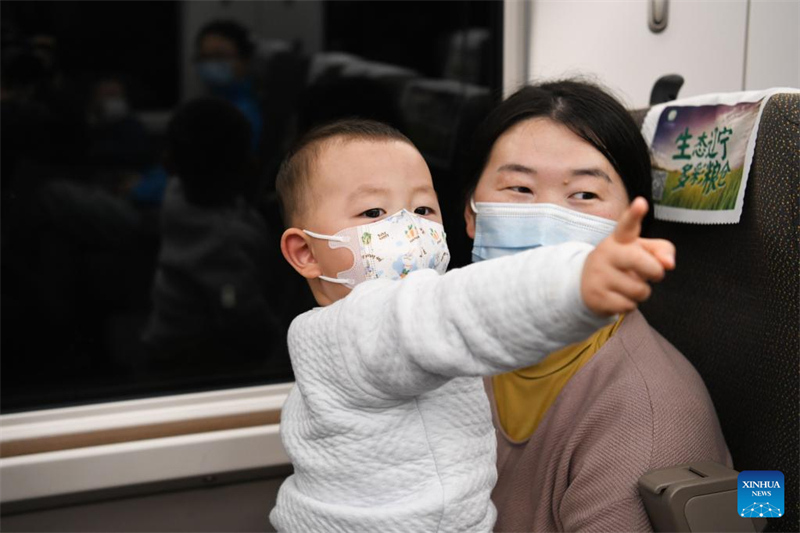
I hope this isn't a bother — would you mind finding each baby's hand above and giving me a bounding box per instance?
[581,197,675,317]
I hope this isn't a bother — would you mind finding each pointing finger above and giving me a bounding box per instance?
[617,247,666,282]
[614,197,648,244]
[640,238,676,270]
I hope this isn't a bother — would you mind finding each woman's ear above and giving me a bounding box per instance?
[281,228,322,279]
[464,200,476,240]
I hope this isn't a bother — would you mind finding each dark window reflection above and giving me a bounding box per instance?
[1,0,502,412]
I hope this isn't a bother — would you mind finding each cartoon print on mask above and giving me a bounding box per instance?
[405,224,420,242]
[429,227,443,244]
[304,209,450,288]
[392,251,417,278]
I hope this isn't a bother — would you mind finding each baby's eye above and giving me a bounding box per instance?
[571,191,599,200]
[414,206,434,216]
[507,186,533,194]
[360,208,386,218]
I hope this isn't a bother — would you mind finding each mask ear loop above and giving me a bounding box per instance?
[470,196,479,214]
[303,229,349,243]
[318,275,352,286]
[302,229,356,287]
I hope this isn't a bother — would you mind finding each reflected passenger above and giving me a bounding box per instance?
[86,75,166,204]
[195,20,262,150]
[462,80,732,532]
[143,98,285,374]
[269,119,674,531]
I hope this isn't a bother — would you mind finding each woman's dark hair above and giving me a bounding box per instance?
[196,20,255,60]
[463,79,653,228]
[166,98,253,208]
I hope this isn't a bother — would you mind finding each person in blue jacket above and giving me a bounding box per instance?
[194,20,262,151]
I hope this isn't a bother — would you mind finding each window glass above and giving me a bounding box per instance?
[1,0,502,412]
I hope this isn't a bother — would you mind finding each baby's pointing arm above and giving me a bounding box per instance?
[334,241,613,400]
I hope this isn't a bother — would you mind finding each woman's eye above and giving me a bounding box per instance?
[571,191,599,200]
[414,206,434,216]
[508,186,533,194]
[360,208,386,218]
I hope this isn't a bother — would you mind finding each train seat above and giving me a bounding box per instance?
[298,52,418,133]
[633,90,799,532]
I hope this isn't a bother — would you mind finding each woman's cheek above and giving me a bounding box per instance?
[595,201,628,221]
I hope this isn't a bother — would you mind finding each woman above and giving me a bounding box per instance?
[463,80,731,532]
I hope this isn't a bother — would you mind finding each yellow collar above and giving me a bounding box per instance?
[513,314,625,379]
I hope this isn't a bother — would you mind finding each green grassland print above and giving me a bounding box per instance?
[657,166,743,211]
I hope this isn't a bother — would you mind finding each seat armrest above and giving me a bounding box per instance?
[638,461,767,532]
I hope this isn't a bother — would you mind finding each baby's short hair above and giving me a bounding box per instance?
[275,118,413,227]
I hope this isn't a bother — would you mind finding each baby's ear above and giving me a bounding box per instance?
[464,200,476,240]
[281,228,322,279]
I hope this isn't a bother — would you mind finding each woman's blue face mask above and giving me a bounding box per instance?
[470,199,617,263]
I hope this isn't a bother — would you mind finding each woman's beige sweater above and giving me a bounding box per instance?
[488,310,731,532]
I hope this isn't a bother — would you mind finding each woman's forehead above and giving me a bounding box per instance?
[489,118,613,169]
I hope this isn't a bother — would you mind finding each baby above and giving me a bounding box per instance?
[269,119,674,532]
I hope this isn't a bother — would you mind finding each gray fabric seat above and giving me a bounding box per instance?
[633,92,799,533]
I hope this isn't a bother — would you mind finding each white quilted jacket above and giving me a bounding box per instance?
[270,242,610,532]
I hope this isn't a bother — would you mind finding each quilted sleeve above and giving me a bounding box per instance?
[335,241,612,400]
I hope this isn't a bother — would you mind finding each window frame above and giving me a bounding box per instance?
[0,0,516,511]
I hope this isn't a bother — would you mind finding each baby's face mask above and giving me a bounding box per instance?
[304,209,450,289]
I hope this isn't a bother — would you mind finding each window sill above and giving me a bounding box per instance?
[0,383,292,504]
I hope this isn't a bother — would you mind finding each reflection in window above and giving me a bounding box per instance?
[1,0,502,412]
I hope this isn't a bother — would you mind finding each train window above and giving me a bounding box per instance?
[1,1,503,412]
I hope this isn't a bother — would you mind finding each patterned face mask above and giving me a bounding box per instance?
[303,209,450,289]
